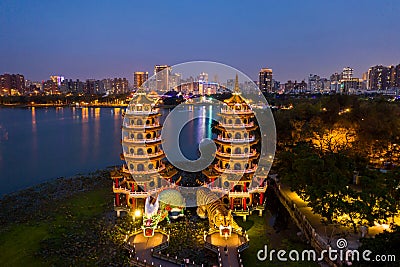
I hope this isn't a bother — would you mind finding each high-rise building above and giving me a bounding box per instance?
[198,72,209,82]
[0,73,25,95]
[340,67,360,94]
[102,79,113,93]
[390,64,400,88]
[50,75,65,86]
[227,78,235,90]
[367,65,392,90]
[308,74,321,92]
[341,67,353,80]
[154,65,171,92]
[111,78,129,94]
[169,73,181,91]
[284,80,307,94]
[133,71,149,89]
[43,80,58,94]
[259,68,273,92]
[84,79,105,94]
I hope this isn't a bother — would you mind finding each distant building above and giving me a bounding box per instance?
[308,74,321,92]
[154,65,171,92]
[367,65,392,90]
[30,81,43,92]
[102,79,113,93]
[111,78,129,94]
[272,79,280,92]
[177,76,195,94]
[341,79,361,94]
[390,64,400,88]
[63,79,84,93]
[320,78,331,93]
[198,72,208,82]
[133,71,149,89]
[43,80,58,94]
[227,78,235,91]
[340,67,360,94]
[259,67,273,92]
[169,73,181,91]
[284,80,307,94]
[50,75,65,86]
[0,73,25,95]
[85,79,105,94]
[341,67,353,80]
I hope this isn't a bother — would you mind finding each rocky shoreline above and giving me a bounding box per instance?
[0,167,134,266]
[0,168,113,226]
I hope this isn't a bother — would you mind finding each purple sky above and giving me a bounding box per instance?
[0,0,399,83]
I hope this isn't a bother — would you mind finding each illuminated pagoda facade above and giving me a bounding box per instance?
[111,89,177,217]
[203,75,267,217]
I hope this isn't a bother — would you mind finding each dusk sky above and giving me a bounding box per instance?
[1,0,399,83]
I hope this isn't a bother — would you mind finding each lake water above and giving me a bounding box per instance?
[0,106,216,195]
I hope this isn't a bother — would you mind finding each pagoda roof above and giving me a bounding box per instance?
[224,74,250,105]
[131,88,156,105]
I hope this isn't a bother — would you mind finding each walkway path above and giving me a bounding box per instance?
[128,233,178,267]
[207,232,246,267]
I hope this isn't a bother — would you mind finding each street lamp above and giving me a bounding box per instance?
[135,209,142,217]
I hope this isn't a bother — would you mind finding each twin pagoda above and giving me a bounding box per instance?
[111,77,268,219]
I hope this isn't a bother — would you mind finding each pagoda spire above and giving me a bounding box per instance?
[233,73,240,94]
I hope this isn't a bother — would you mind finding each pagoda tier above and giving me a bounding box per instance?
[112,89,177,217]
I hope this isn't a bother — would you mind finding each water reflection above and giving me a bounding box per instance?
[31,107,37,133]
[31,107,38,152]
[81,107,89,122]
[161,104,217,161]
[0,107,124,195]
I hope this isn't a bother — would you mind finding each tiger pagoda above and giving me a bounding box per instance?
[203,75,267,220]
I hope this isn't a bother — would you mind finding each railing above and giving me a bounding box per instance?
[204,241,219,253]
[123,151,164,158]
[218,122,254,128]
[216,135,256,143]
[123,123,161,129]
[112,184,131,194]
[129,191,149,197]
[129,258,153,267]
[229,191,250,197]
[152,241,169,253]
[272,183,339,267]
[247,186,267,193]
[214,164,257,174]
[125,110,159,115]
[220,108,253,114]
[237,241,250,252]
[127,165,166,174]
[122,137,162,143]
[215,149,257,158]
[207,186,229,194]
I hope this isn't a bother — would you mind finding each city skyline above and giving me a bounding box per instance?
[1,0,400,82]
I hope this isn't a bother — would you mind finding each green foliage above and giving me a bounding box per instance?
[355,225,400,267]
[274,95,400,232]
[277,142,400,232]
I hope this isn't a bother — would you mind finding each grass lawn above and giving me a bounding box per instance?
[0,187,111,267]
[0,224,49,267]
